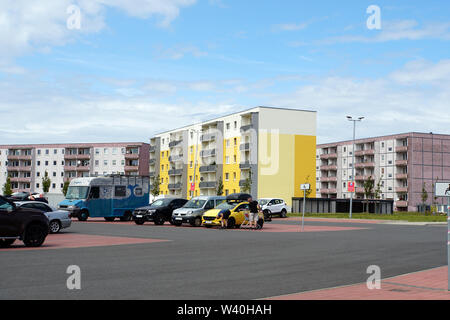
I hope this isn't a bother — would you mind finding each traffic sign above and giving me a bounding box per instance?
[300,184,311,190]
[348,182,355,192]
[436,182,450,197]
[190,183,195,191]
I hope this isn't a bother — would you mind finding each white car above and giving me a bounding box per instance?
[15,201,72,234]
[258,198,289,218]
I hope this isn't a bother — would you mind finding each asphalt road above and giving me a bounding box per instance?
[0,219,446,300]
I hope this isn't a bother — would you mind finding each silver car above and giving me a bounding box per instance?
[16,201,72,233]
[172,196,226,227]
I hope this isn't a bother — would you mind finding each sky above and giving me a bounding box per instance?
[1,0,449,145]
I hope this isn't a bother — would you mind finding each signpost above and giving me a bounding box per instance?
[348,182,355,193]
[435,181,450,291]
[300,184,311,232]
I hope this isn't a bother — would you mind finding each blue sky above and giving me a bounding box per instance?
[1,0,449,144]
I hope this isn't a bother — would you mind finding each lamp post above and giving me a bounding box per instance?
[347,116,364,219]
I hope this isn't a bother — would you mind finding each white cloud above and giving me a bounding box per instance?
[273,22,308,32]
[0,0,197,72]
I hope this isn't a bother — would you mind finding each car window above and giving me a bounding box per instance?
[237,204,249,211]
[204,200,215,210]
[0,198,13,211]
[215,199,226,206]
[90,186,100,199]
[269,200,276,205]
[35,203,51,212]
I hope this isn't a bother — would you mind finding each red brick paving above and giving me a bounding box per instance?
[0,234,169,251]
[267,266,450,300]
[285,217,387,224]
[236,224,367,233]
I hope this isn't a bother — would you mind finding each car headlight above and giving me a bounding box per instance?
[68,205,76,209]
[147,209,156,214]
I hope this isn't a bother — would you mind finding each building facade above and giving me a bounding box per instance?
[316,132,450,211]
[0,142,149,194]
[149,107,317,205]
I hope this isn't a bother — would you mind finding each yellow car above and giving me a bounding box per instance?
[202,201,249,228]
[202,200,264,229]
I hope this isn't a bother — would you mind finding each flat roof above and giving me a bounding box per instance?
[153,105,316,136]
[0,142,149,149]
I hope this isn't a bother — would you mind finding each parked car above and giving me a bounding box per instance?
[133,198,188,225]
[6,192,31,201]
[172,196,226,227]
[15,201,71,234]
[0,196,49,248]
[259,198,289,218]
[202,193,264,229]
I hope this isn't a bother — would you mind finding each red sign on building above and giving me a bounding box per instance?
[190,183,195,191]
[348,182,355,192]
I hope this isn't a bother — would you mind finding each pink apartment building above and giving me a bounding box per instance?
[316,132,450,212]
[0,142,149,194]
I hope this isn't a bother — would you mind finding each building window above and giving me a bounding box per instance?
[234,138,237,146]
[226,123,230,130]
[36,183,40,188]
[225,173,229,181]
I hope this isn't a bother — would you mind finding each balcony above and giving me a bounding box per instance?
[168,169,183,176]
[149,172,156,178]
[10,177,31,183]
[169,154,183,162]
[64,166,90,172]
[64,154,90,160]
[396,187,408,193]
[200,149,216,158]
[355,149,375,157]
[200,133,216,142]
[320,176,337,182]
[7,155,32,161]
[320,165,338,171]
[355,162,375,169]
[124,165,139,172]
[169,140,182,148]
[149,158,157,165]
[396,201,408,208]
[199,165,217,173]
[199,181,216,189]
[396,146,408,153]
[395,160,408,166]
[395,173,408,180]
[149,146,156,153]
[240,143,251,151]
[240,124,254,133]
[320,153,338,160]
[356,187,365,194]
[327,188,337,194]
[240,162,251,170]
[7,166,32,172]
[125,153,139,160]
[168,183,182,190]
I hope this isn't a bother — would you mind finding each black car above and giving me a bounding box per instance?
[133,198,188,225]
[0,196,49,248]
[5,192,48,204]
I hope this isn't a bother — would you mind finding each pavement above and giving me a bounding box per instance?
[0,217,447,300]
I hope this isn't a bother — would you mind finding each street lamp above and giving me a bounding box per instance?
[347,116,364,219]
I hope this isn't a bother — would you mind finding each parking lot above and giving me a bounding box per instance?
[0,217,448,300]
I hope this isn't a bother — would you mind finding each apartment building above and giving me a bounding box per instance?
[0,142,149,194]
[149,106,317,205]
[316,132,450,211]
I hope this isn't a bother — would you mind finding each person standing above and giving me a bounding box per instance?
[248,196,260,230]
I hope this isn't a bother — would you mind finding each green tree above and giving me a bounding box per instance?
[150,175,161,197]
[363,176,375,213]
[421,182,428,212]
[241,170,252,194]
[2,176,13,196]
[216,178,224,196]
[374,176,383,214]
[304,175,313,197]
[42,171,51,193]
[62,180,70,196]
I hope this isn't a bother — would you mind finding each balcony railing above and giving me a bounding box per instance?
[199,181,216,189]
[396,187,408,193]
[240,143,251,151]
[320,176,338,182]
[320,153,338,160]
[169,154,184,162]
[64,165,90,172]
[7,166,32,172]
[168,183,182,190]
[396,146,408,153]
[125,153,139,160]
[64,154,90,160]
[7,155,32,161]
[355,162,375,168]
[239,162,251,170]
[10,177,32,183]
[199,165,217,173]
[355,149,375,157]
[124,165,139,172]
[200,133,216,142]
[240,124,254,133]
[320,165,338,171]
[200,149,216,158]
[149,146,156,153]
[395,173,408,180]
[169,140,182,148]
[168,169,183,176]
[396,201,408,207]
[395,160,408,166]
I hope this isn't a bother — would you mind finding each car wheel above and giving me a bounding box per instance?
[134,219,145,225]
[104,217,116,222]
[120,211,132,222]
[49,220,61,234]
[280,209,287,218]
[154,214,165,225]
[0,239,15,248]
[23,224,47,247]
[227,218,236,229]
[263,210,272,221]
[78,210,89,222]
[174,221,182,227]
[192,217,202,227]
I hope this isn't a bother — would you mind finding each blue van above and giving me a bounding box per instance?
[58,176,150,222]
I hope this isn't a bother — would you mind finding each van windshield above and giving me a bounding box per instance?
[66,186,89,200]
[184,199,206,209]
